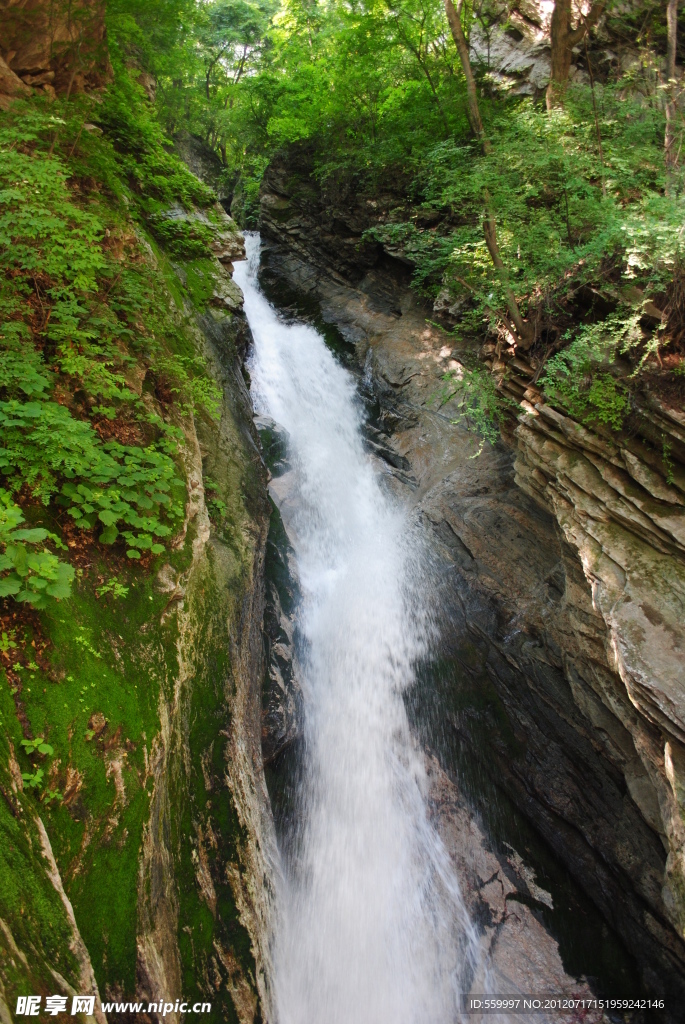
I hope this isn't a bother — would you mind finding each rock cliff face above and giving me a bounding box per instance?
[456,0,644,99]
[0,0,109,107]
[258,158,685,1009]
[131,228,276,1024]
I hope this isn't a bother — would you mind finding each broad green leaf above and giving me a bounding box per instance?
[13,528,49,542]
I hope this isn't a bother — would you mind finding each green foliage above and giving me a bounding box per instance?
[73,625,103,659]
[540,312,642,431]
[371,93,681,303]
[148,214,217,257]
[0,492,74,608]
[439,363,513,453]
[142,0,685,445]
[229,165,267,227]
[0,145,107,295]
[0,348,52,398]
[149,0,467,214]
[0,630,16,652]
[21,768,44,791]
[0,92,230,586]
[204,478,229,523]
[20,737,54,757]
[97,65,216,211]
[57,441,184,556]
[0,398,184,554]
[96,576,130,600]
[19,736,55,794]
[156,354,223,420]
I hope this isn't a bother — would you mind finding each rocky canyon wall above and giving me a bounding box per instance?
[257,153,685,1009]
[0,139,275,1024]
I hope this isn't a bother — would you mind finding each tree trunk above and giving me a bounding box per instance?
[444,0,490,153]
[546,0,606,110]
[665,0,679,167]
[483,192,535,348]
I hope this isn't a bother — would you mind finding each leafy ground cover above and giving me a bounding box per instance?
[0,77,224,604]
[0,38,259,1005]
[0,36,226,846]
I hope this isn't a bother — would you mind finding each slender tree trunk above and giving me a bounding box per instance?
[546,0,606,110]
[483,192,535,348]
[665,0,679,167]
[392,18,451,132]
[585,40,606,194]
[547,0,573,109]
[444,0,490,152]
[415,53,451,132]
[444,0,534,347]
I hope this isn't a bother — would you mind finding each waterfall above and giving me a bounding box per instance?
[234,234,481,1024]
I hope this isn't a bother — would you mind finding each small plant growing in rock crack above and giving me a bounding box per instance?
[20,737,54,756]
[438,362,514,456]
[155,356,223,421]
[74,627,102,660]
[204,477,229,524]
[96,576,129,600]
[0,630,17,653]
[21,767,44,791]
[20,736,54,794]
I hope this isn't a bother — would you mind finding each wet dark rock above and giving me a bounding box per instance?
[257,419,304,765]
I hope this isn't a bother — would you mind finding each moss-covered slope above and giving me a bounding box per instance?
[0,85,272,1024]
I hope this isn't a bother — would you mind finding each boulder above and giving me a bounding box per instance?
[0,54,32,102]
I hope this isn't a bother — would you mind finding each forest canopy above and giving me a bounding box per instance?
[139,0,685,440]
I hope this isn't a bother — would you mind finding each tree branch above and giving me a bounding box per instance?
[568,0,606,47]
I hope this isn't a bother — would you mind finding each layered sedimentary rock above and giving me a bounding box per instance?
[258,160,685,1008]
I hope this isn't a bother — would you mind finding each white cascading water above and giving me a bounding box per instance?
[234,234,482,1024]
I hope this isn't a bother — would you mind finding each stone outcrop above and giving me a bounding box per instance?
[134,283,274,1024]
[151,219,274,1024]
[0,0,109,107]
[470,0,555,97]
[468,0,656,99]
[0,743,106,1024]
[257,159,685,1013]
[428,757,607,1024]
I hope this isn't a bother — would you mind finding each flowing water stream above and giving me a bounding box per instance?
[234,234,482,1023]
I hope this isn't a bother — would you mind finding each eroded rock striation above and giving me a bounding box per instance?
[258,158,685,1008]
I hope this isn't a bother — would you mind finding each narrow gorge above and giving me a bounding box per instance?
[1,0,685,1023]
[256,158,685,1011]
